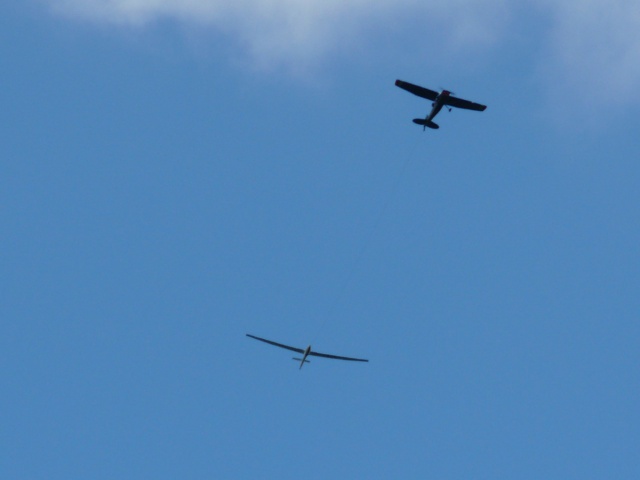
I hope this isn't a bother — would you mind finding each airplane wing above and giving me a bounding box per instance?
[443,96,487,111]
[246,334,304,354]
[309,351,369,362]
[395,80,438,101]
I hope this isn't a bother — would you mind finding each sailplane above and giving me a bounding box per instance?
[246,334,369,369]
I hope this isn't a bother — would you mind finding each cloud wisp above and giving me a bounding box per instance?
[45,0,640,109]
[541,0,640,109]
[47,0,508,71]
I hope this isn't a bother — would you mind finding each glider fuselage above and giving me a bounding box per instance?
[300,345,311,369]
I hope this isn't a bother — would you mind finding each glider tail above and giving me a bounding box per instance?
[293,357,311,369]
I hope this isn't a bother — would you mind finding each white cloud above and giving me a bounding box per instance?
[44,0,640,110]
[541,0,640,108]
[46,0,509,71]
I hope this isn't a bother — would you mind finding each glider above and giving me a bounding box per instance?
[246,334,369,369]
[395,79,486,130]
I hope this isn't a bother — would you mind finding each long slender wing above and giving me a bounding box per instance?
[309,351,369,362]
[443,96,486,111]
[395,80,438,101]
[246,334,304,354]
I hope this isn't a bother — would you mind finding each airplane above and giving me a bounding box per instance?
[395,79,487,130]
[246,334,369,369]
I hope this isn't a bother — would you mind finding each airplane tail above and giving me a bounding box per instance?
[293,357,310,363]
[412,118,439,129]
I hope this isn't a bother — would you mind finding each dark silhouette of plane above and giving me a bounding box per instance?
[395,79,487,130]
[246,334,369,369]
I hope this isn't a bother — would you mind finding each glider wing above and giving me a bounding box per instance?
[246,334,304,354]
[309,351,369,362]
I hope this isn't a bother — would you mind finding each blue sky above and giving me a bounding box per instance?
[2,1,639,478]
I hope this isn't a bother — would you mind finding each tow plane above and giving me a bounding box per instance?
[246,334,368,369]
[395,79,486,130]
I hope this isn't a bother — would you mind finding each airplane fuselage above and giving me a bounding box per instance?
[426,90,451,123]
